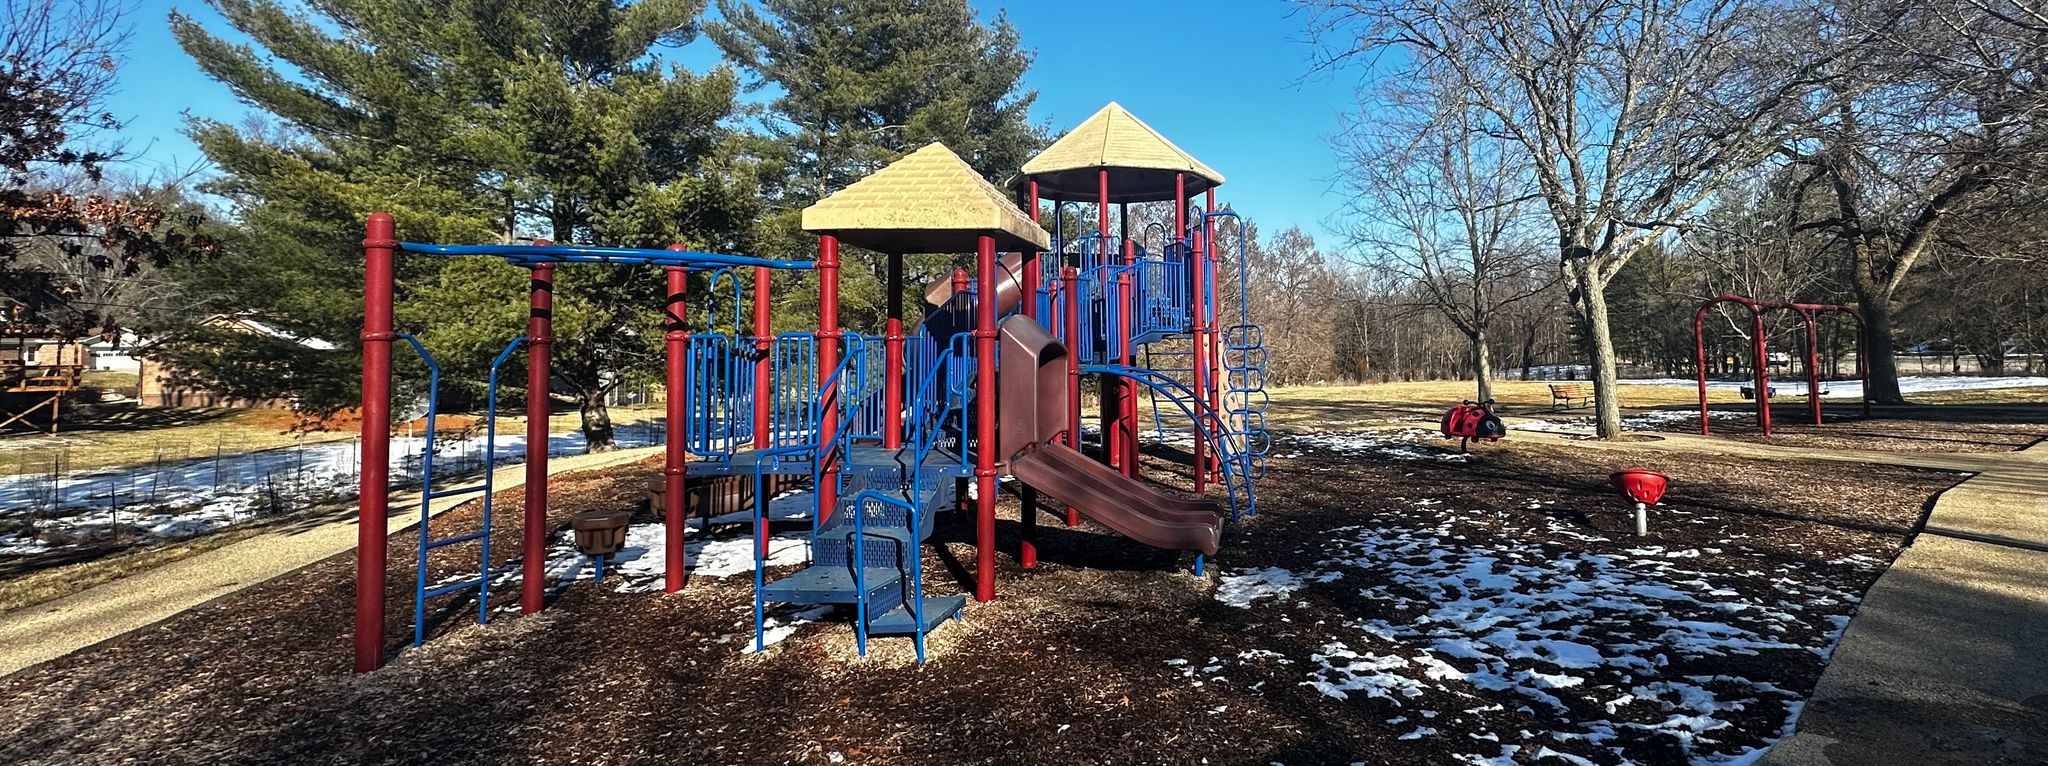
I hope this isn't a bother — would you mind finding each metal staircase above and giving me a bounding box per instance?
[748,332,971,662]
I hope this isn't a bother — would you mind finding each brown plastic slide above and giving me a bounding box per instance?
[1007,442,1223,556]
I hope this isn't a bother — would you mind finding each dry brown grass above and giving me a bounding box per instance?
[1268,379,2047,428]
[1266,379,1741,427]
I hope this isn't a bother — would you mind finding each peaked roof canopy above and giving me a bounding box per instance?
[1016,102,1225,204]
[801,142,1049,254]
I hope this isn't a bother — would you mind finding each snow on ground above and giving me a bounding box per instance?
[1216,567,1305,608]
[0,426,662,556]
[1291,429,1473,463]
[442,520,826,651]
[527,521,813,592]
[1515,410,1760,434]
[1617,375,2046,399]
[1205,502,1870,765]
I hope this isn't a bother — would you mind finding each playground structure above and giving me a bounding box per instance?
[0,323,85,435]
[1692,295,1869,437]
[352,103,1267,671]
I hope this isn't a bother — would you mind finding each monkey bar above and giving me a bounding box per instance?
[1692,295,1869,437]
[356,215,815,672]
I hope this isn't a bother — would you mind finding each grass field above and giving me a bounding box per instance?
[1267,379,2047,427]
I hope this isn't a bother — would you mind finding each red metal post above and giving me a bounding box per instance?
[1119,205,1138,479]
[520,261,555,615]
[1694,303,1713,435]
[1751,308,1772,436]
[1062,265,1082,529]
[817,236,842,521]
[1850,309,1871,417]
[1019,180,1040,569]
[753,267,771,450]
[951,265,971,515]
[1098,169,1119,471]
[973,235,999,602]
[1183,175,1207,491]
[1196,189,1212,481]
[1800,309,1822,425]
[884,252,905,450]
[354,213,396,673]
[663,259,689,592]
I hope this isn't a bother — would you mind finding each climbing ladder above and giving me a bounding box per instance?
[1206,211,1271,479]
[399,333,524,646]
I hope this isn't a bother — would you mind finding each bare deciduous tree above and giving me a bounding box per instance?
[1339,77,1554,401]
[1299,0,1870,436]
[1784,0,2048,401]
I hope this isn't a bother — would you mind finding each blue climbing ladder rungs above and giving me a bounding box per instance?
[403,332,525,648]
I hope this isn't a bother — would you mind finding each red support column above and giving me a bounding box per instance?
[950,266,971,515]
[355,212,396,673]
[1119,204,1137,480]
[1098,170,1119,471]
[817,236,841,522]
[663,259,689,593]
[1203,190,1222,482]
[1751,308,1773,436]
[1694,303,1713,435]
[1801,310,1822,425]
[521,261,555,614]
[1019,181,1041,569]
[1062,266,1082,529]
[884,252,905,450]
[752,267,771,449]
[973,235,1000,601]
[1183,175,1207,492]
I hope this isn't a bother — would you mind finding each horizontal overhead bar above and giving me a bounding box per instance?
[396,242,814,270]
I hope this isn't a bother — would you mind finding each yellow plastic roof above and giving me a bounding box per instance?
[1017,102,1224,203]
[801,142,1050,254]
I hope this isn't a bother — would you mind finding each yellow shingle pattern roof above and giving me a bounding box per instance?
[801,142,1049,253]
[1021,102,1223,185]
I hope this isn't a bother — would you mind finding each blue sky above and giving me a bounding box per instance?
[104,1,1358,241]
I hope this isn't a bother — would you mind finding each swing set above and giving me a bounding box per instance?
[1691,294,1870,436]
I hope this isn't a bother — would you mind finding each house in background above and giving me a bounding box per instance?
[138,314,335,409]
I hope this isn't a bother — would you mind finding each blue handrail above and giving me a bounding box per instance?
[1082,363,1256,522]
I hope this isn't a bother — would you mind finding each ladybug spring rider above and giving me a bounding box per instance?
[1440,399,1507,453]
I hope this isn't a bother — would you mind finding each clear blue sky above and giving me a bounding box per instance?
[104,1,1357,241]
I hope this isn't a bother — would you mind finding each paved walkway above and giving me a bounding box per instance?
[1511,423,2047,764]
[0,446,661,678]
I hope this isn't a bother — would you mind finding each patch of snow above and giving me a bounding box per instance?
[1216,567,1305,608]
[1288,429,1472,462]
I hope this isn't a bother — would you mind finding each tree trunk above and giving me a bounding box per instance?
[1856,289,1906,404]
[1519,322,1537,381]
[1472,327,1494,402]
[578,389,618,452]
[1569,262,1625,438]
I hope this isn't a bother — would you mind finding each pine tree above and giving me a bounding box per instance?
[709,0,1047,332]
[158,0,757,449]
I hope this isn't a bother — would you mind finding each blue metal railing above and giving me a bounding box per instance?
[769,333,819,449]
[401,333,523,647]
[1083,364,1257,524]
[688,334,753,458]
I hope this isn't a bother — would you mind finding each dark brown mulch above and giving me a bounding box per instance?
[0,433,1963,766]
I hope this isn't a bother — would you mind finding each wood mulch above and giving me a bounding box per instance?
[0,431,1964,766]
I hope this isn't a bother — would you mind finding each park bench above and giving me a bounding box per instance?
[1549,383,1593,411]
